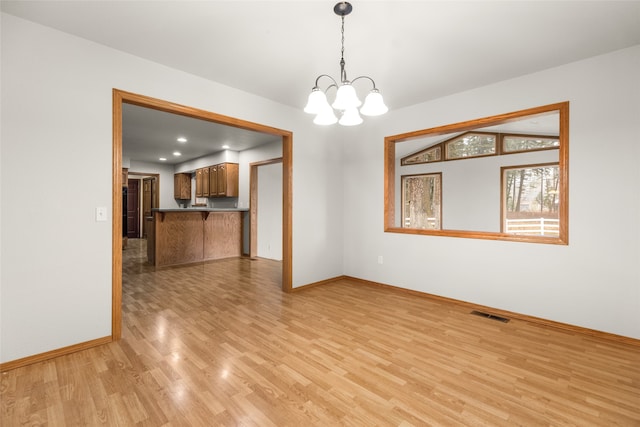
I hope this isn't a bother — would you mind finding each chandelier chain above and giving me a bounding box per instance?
[340,15,347,83]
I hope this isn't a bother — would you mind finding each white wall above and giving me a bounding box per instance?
[343,45,640,339]
[0,14,345,363]
[238,140,283,209]
[174,150,239,174]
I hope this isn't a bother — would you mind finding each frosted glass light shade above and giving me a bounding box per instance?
[304,88,329,114]
[338,108,363,126]
[313,105,338,125]
[332,83,362,110]
[360,89,388,116]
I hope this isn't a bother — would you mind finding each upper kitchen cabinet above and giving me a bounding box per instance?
[194,163,239,198]
[202,167,210,197]
[174,173,191,200]
[195,167,210,197]
[209,165,218,197]
[211,163,238,197]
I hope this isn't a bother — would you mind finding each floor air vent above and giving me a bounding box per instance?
[470,310,510,323]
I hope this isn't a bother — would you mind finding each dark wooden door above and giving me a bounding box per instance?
[127,179,140,238]
[142,178,154,238]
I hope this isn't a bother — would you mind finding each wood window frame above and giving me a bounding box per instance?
[401,144,443,166]
[384,101,569,245]
[500,133,560,154]
[443,131,498,161]
[401,172,443,230]
[500,162,560,236]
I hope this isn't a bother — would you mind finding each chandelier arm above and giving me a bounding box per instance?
[325,83,338,94]
[314,74,339,89]
[350,75,379,90]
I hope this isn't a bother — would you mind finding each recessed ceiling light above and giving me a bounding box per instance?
[177,137,187,143]
[173,151,181,156]
[222,145,230,149]
[159,157,167,161]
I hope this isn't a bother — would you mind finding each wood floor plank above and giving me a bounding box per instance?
[2,238,639,426]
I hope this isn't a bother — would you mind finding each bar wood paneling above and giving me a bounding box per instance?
[154,211,204,266]
[151,211,243,267]
[146,216,155,265]
[203,212,242,260]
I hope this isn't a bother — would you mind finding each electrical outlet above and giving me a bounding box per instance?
[96,207,107,222]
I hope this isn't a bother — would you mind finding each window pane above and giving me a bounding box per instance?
[503,135,559,153]
[503,165,559,236]
[402,174,441,229]
[446,133,496,159]
[401,146,442,165]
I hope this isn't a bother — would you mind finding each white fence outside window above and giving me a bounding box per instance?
[505,218,559,236]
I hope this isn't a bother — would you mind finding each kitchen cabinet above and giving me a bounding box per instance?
[209,162,238,197]
[202,167,210,197]
[209,165,218,197]
[195,167,211,197]
[174,173,191,199]
[195,168,203,197]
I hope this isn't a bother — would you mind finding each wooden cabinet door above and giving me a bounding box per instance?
[202,167,210,197]
[174,173,191,199]
[209,165,218,197]
[224,163,239,197]
[217,163,227,196]
[195,169,203,197]
[173,174,181,199]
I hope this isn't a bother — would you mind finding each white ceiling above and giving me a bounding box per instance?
[3,1,640,164]
[122,103,279,165]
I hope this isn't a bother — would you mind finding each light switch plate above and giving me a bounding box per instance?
[96,207,108,222]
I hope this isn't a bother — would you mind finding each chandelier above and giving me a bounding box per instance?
[304,2,388,126]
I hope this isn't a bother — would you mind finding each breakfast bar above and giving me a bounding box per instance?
[147,208,247,267]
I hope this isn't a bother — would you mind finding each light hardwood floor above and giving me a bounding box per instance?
[2,239,639,426]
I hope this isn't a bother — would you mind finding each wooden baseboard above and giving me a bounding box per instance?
[299,275,640,347]
[290,275,348,292]
[0,336,113,372]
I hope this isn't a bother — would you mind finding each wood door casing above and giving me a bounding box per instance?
[113,88,293,345]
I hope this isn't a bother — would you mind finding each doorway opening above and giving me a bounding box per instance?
[250,158,283,259]
[126,173,159,240]
[112,89,293,340]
